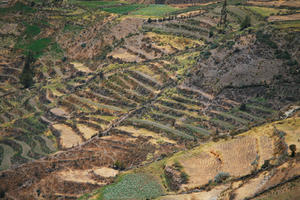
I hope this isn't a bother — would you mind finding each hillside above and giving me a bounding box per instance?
[0,0,299,199]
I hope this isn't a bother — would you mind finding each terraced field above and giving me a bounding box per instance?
[0,0,300,199]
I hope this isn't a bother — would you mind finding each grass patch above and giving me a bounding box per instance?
[101,4,145,15]
[273,20,300,31]
[0,2,35,15]
[63,23,84,32]
[73,0,120,8]
[245,6,288,17]
[24,24,41,38]
[131,4,179,17]
[96,173,164,200]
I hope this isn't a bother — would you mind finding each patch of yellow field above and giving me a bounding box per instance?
[53,124,82,148]
[131,65,163,85]
[108,48,144,62]
[77,124,98,139]
[146,32,204,51]
[71,62,92,73]
[276,117,300,153]
[116,126,176,145]
[93,167,119,178]
[58,169,104,185]
[165,117,300,190]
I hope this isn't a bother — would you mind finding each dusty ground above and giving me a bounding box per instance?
[268,13,300,22]
[247,0,300,8]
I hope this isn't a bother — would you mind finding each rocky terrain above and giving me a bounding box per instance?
[0,0,299,199]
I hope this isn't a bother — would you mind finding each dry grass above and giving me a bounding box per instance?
[116,126,177,145]
[53,124,82,148]
[77,124,98,139]
[268,13,300,22]
[71,62,92,73]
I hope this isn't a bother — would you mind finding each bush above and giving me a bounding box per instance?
[201,51,212,59]
[240,15,251,30]
[209,30,214,38]
[180,171,189,184]
[287,59,298,66]
[275,50,291,60]
[256,30,278,49]
[214,172,230,183]
[113,160,125,170]
[239,103,247,111]
[289,144,296,157]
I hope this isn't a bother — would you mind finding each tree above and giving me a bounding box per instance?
[240,15,251,30]
[239,103,247,111]
[218,0,228,33]
[20,52,35,88]
[289,144,296,157]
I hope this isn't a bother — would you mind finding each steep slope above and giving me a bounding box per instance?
[0,0,299,199]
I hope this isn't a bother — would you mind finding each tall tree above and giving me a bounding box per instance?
[20,52,35,88]
[218,0,228,33]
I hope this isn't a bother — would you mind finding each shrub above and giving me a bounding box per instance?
[209,30,214,38]
[240,15,251,30]
[256,30,278,49]
[289,144,296,157]
[173,161,183,170]
[214,172,230,183]
[287,59,298,66]
[113,160,125,170]
[275,50,291,60]
[239,103,247,111]
[201,51,211,59]
[20,52,35,88]
[180,171,189,184]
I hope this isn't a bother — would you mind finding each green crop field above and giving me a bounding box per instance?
[95,173,164,200]
[131,4,180,17]
[101,4,146,14]
[73,0,121,8]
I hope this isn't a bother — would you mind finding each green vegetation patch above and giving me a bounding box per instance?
[0,2,35,15]
[27,38,52,57]
[74,0,120,8]
[97,173,164,200]
[25,24,41,38]
[63,23,84,32]
[273,20,300,31]
[101,4,145,15]
[245,6,288,18]
[131,4,179,17]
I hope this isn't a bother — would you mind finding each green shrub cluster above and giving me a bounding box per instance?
[275,50,291,60]
[214,172,230,183]
[256,30,277,49]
